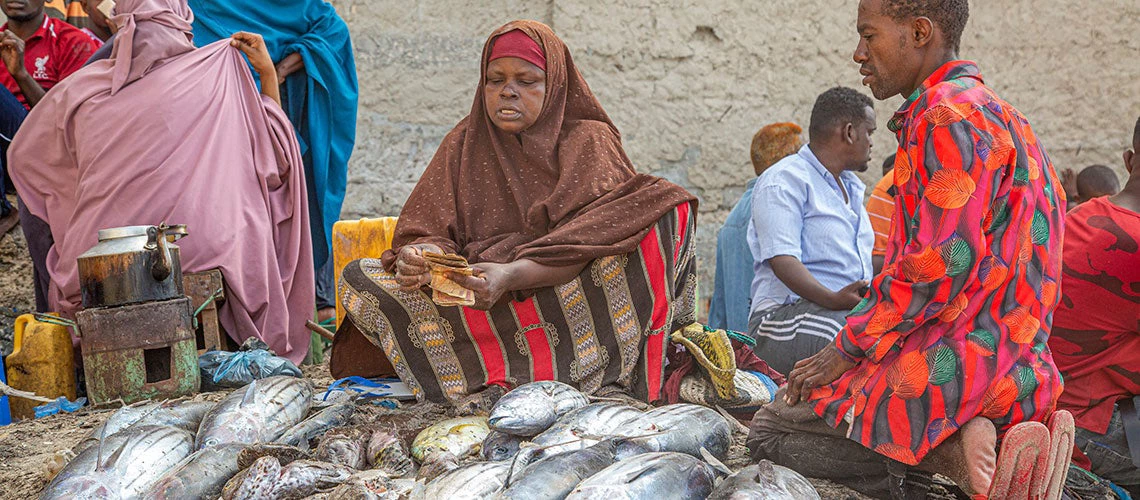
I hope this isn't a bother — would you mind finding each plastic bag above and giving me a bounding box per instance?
[199,338,302,391]
[33,396,87,418]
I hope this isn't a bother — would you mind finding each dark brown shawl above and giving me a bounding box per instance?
[381,20,696,269]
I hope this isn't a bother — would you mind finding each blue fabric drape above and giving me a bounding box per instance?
[188,0,358,267]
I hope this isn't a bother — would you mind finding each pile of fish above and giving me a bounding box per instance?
[413,380,821,499]
[40,378,820,499]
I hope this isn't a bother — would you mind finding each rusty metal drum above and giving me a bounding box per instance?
[76,297,200,404]
[77,224,188,309]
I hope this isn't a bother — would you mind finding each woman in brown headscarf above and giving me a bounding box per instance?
[337,20,697,404]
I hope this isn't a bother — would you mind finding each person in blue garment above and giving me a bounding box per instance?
[187,0,358,324]
[707,122,802,332]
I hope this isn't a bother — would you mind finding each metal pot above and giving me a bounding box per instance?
[77,224,188,308]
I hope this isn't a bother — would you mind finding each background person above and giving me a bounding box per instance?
[746,86,875,376]
[1050,118,1140,496]
[188,0,358,325]
[708,121,802,333]
[9,0,315,363]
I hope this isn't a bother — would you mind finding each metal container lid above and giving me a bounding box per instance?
[97,225,152,241]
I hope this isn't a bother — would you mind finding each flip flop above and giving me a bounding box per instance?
[986,421,1050,500]
[1043,410,1075,500]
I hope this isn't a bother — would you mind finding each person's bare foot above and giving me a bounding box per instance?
[918,417,997,496]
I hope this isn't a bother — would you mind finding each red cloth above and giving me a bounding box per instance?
[1049,197,1140,434]
[0,16,100,109]
[488,28,546,70]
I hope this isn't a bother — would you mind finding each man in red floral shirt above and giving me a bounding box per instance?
[748,0,1072,498]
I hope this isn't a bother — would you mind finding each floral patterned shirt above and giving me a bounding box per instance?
[807,61,1065,466]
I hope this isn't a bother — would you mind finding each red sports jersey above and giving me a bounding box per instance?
[0,16,100,109]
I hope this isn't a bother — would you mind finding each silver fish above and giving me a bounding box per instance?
[565,452,717,500]
[43,425,194,500]
[524,402,654,462]
[142,443,247,500]
[488,381,589,436]
[410,416,489,462]
[196,376,313,449]
[222,456,355,500]
[481,430,526,461]
[615,403,732,460]
[421,461,511,500]
[277,402,356,450]
[707,460,821,500]
[74,400,214,455]
[497,439,620,500]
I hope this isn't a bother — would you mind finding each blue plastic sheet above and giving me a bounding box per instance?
[199,339,303,390]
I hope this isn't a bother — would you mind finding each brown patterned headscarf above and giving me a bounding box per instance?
[382,20,695,269]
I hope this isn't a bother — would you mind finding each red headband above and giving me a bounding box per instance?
[489,29,546,71]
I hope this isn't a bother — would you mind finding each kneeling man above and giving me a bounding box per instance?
[749,0,1069,497]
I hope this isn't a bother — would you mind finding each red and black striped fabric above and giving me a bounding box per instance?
[339,203,696,403]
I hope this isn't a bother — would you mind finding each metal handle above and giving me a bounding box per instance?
[146,226,172,282]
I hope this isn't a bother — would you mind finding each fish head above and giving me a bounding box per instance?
[612,435,660,461]
[488,390,557,435]
[481,431,523,461]
[319,435,367,469]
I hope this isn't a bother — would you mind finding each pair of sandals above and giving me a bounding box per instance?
[982,410,1075,500]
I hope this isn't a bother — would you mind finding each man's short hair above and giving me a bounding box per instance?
[883,0,970,52]
[751,122,803,176]
[882,153,897,176]
[808,86,874,141]
[1133,116,1139,147]
[1076,165,1121,199]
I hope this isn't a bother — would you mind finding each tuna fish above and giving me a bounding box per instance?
[43,425,195,500]
[409,416,490,462]
[143,443,247,500]
[522,402,655,462]
[481,430,526,461]
[196,376,313,450]
[221,456,355,500]
[421,461,511,500]
[615,403,732,460]
[488,381,589,436]
[565,452,717,500]
[75,400,215,455]
[276,402,356,450]
[707,460,821,500]
[497,439,621,499]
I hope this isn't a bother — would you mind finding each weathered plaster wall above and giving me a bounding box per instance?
[331,0,1140,302]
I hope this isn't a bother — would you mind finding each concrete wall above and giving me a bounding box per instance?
[332,0,1140,304]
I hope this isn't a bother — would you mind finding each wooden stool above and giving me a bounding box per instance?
[182,269,235,353]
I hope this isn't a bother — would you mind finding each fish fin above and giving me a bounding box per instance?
[98,439,129,472]
[700,447,733,476]
[714,405,749,435]
[94,414,112,471]
[240,380,259,408]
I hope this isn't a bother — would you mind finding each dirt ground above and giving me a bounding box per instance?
[1,216,36,357]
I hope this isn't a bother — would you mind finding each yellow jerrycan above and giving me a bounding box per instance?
[6,314,77,420]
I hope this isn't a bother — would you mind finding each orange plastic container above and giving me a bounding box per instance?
[6,314,77,420]
[331,217,399,330]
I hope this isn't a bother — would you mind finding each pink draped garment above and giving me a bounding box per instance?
[9,5,314,363]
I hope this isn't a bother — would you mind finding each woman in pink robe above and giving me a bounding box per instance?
[8,0,314,363]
